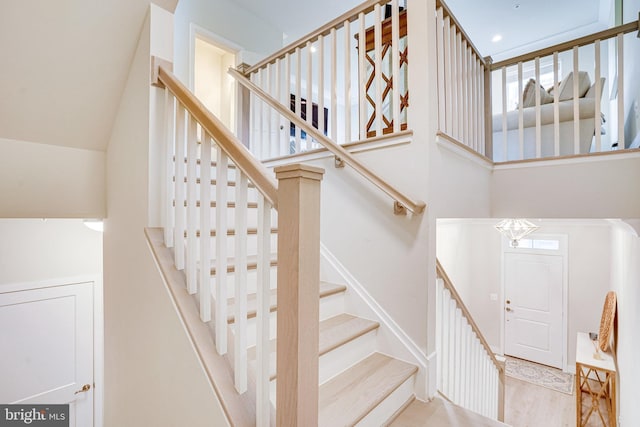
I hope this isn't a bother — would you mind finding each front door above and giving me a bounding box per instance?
[504,252,563,368]
[0,281,94,426]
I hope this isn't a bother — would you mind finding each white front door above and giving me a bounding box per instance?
[0,281,94,426]
[504,253,564,368]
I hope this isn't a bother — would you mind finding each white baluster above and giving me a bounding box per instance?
[373,3,383,137]
[200,132,212,321]
[306,41,314,151]
[256,195,272,426]
[318,34,325,141]
[617,33,625,149]
[436,7,445,132]
[215,148,229,355]
[441,288,450,395]
[443,16,452,134]
[553,52,560,156]
[330,28,338,142]
[343,20,351,144]
[250,72,260,157]
[174,103,186,271]
[594,40,602,152]
[535,57,542,158]
[461,40,468,145]
[164,89,175,248]
[186,115,198,294]
[283,53,292,156]
[517,61,524,159]
[391,0,401,133]
[358,12,367,140]
[234,171,248,393]
[501,66,508,161]
[573,46,580,154]
[448,298,456,398]
[295,47,302,153]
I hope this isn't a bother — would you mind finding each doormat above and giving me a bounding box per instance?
[505,356,574,395]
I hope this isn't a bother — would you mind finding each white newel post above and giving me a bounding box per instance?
[275,164,324,427]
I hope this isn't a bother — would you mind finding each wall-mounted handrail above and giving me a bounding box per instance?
[436,259,502,373]
[229,67,426,215]
[246,0,392,75]
[491,18,640,70]
[157,65,279,208]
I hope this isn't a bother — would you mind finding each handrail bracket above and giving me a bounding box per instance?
[334,156,345,168]
[393,201,407,216]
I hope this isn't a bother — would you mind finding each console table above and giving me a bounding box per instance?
[575,332,616,427]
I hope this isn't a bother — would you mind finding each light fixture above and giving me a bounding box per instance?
[495,218,538,247]
[492,34,503,43]
[310,45,317,53]
[83,219,104,232]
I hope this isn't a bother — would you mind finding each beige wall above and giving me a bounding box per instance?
[103,7,228,426]
[0,138,105,218]
[0,219,102,286]
[610,220,640,427]
[492,155,640,218]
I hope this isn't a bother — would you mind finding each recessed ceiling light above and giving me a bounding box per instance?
[492,34,503,43]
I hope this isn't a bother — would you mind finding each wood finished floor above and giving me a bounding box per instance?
[505,375,610,427]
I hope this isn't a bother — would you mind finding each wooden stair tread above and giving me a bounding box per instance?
[318,353,418,426]
[173,200,259,208]
[387,397,508,427]
[174,156,237,169]
[227,281,347,324]
[173,176,257,188]
[209,253,278,275]
[184,227,278,238]
[247,313,380,380]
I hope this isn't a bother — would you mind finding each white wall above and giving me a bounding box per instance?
[492,155,640,218]
[436,219,612,369]
[0,138,105,218]
[610,220,640,427]
[0,219,102,286]
[103,7,228,426]
[173,0,282,83]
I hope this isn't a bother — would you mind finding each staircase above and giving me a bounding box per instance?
[145,139,424,424]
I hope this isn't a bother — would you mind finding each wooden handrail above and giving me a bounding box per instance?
[157,65,279,209]
[491,18,640,70]
[229,68,426,215]
[246,0,391,75]
[436,0,487,66]
[436,258,503,373]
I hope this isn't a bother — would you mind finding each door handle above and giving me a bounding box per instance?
[74,384,91,394]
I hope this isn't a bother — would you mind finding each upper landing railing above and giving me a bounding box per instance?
[244,0,408,157]
[435,1,640,163]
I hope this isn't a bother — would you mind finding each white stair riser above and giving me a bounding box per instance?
[318,330,378,385]
[214,266,278,296]
[355,374,416,427]
[228,289,346,348]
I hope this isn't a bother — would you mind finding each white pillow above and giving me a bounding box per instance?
[522,79,554,108]
[554,71,591,101]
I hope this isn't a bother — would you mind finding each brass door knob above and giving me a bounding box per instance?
[74,384,91,394]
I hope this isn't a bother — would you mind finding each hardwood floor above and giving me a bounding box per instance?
[505,376,575,427]
[505,375,609,427]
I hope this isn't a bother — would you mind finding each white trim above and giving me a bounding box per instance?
[320,242,427,370]
[188,23,242,92]
[500,233,569,372]
[494,149,640,170]
[0,275,99,294]
[0,275,103,427]
[262,131,413,168]
[435,135,494,170]
[426,351,438,399]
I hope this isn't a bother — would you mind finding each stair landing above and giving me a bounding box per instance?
[387,397,509,426]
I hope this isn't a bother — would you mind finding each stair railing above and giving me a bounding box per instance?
[435,259,505,422]
[243,0,408,158]
[230,67,425,216]
[434,0,490,158]
[153,58,323,426]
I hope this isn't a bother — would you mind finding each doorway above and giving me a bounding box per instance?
[502,235,568,370]
[190,26,238,133]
